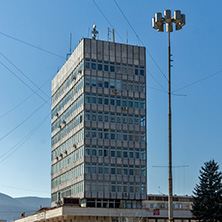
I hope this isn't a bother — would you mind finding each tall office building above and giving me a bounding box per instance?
[51,37,147,208]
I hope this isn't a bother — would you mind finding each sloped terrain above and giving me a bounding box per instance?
[0,193,50,222]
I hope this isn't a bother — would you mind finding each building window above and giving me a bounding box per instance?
[92,164,97,174]
[110,64,115,72]
[91,62,96,70]
[135,68,138,75]
[140,116,146,126]
[98,165,103,174]
[129,169,134,176]
[140,69,144,76]
[111,150,115,157]
[104,78,109,88]
[117,168,122,175]
[104,166,109,174]
[140,99,145,109]
[111,167,116,175]
[98,63,103,71]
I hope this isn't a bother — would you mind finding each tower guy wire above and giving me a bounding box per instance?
[172,70,222,93]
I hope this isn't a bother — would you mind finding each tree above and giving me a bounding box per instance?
[192,160,222,222]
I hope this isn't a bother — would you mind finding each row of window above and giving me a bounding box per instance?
[52,95,84,132]
[51,146,84,174]
[85,128,146,142]
[52,112,84,146]
[85,111,145,126]
[85,93,145,109]
[85,76,145,93]
[52,77,84,119]
[85,181,146,194]
[52,60,84,106]
[85,146,146,160]
[51,181,84,202]
[85,59,145,76]
[52,163,84,189]
[148,203,191,210]
[85,163,146,177]
[52,129,84,159]
[84,199,142,209]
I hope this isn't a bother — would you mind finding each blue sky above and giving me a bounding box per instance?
[0,0,221,198]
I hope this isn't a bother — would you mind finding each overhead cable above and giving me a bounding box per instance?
[0,112,50,163]
[0,98,50,142]
[0,71,55,119]
[0,52,50,99]
[0,60,50,105]
[113,0,168,82]
[91,0,124,42]
[0,31,65,59]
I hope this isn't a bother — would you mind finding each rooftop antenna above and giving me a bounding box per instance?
[66,33,72,60]
[92,24,99,40]
[107,27,115,42]
[107,27,111,41]
[126,31,128,44]
[112,29,115,42]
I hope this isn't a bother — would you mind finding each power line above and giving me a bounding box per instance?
[173,70,222,93]
[0,31,65,60]
[0,93,33,119]
[0,59,50,105]
[91,0,125,43]
[113,0,168,82]
[0,112,50,163]
[0,98,50,142]
[92,0,167,92]
[0,52,50,99]
[0,71,55,119]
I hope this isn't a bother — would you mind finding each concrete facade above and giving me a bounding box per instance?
[14,205,195,222]
[51,38,147,208]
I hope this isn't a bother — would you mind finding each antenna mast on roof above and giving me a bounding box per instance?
[66,33,72,60]
[92,24,99,40]
[107,27,115,42]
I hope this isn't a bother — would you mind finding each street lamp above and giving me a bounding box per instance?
[152,10,186,222]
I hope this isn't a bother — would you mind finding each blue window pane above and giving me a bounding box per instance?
[134,101,139,108]
[110,65,115,72]
[85,62,90,69]
[110,99,115,106]
[98,64,103,71]
[140,69,144,76]
[104,81,109,88]
[86,96,90,104]
[91,63,96,70]
[128,101,133,107]
[104,64,109,72]
[104,98,109,105]
[92,97,96,104]
[135,68,138,75]
[116,100,121,106]
[122,101,127,107]
[98,97,103,104]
